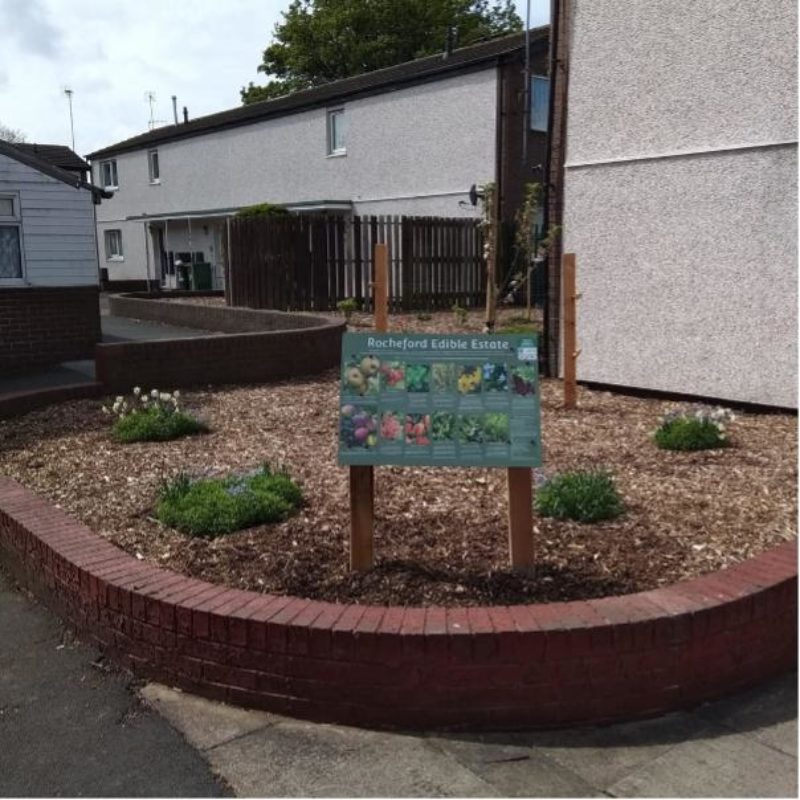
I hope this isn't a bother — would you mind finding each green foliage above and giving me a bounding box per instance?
[535,470,624,524]
[336,297,359,321]
[156,466,303,537]
[405,363,430,392]
[653,417,729,451]
[499,322,540,335]
[483,412,510,443]
[113,407,208,443]
[241,0,522,104]
[235,202,289,219]
[415,311,432,321]
[452,303,468,325]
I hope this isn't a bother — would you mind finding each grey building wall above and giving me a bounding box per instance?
[562,0,797,407]
[0,153,99,287]
[94,68,497,281]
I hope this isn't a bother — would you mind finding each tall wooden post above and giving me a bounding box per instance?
[349,244,388,571]
[563,253,578,409]
[507,467,534,571]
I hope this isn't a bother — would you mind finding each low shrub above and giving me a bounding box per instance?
[234,202,289,219]
[104,388,207,443]
[451,303,468,325]
[336,298,359,322]
[534,470,624,523]
[156,466,304,537]
[653,406,734,451]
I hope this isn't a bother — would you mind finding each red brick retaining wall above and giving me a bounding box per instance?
[0,285,100,373]
[0,383,102,420]
[96,297,345,392]
[0,477,795,731]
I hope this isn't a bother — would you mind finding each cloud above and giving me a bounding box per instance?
[0,0,63,58]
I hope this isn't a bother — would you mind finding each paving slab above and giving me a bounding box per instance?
[205,719,501,797]
[0,568,230,798]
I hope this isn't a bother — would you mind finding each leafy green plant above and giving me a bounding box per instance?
[405,363,430,392]
[431,411,457,441]
[451,303,468,325]
[483,412,510,443]
[535,470,624,523]
[156,465,303,537]
[103,388,207,443]
[336,297,359,322]
[235,202,289,219]
[653,406,734,451]
[458,414,484,444]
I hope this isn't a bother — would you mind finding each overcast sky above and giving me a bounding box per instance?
[0,0,549,157]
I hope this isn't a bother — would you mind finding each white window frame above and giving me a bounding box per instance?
[100,159,118,189]
[104,229,124,261]
[0,192,25,283]
[326,108,346,156]
[148,149,160,184]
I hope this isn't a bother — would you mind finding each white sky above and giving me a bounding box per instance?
[0,0,549,157]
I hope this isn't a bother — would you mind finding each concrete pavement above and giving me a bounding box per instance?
[0,566,230,797]
[141,671,798,798]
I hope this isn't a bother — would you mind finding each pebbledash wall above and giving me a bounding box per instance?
[561,0,798,408]
[0,476,795,730]
[95,295,345,392]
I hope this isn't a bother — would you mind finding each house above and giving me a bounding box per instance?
[86,29,551,291]
[0,140,110,373]
[12,143,91,182]
[546,0,797,408]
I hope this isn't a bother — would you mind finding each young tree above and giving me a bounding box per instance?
[0,122,26,143]
[241,0,521,104]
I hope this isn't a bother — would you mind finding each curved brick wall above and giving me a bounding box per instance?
[0,477,795,731]
[97,295,345,392]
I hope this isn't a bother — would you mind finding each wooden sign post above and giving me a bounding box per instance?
[349,243,388,571]
[507,466,534,570]
[563,253,580,410]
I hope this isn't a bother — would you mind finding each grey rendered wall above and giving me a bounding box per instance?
[563,0,798,407]
[94,68,496,281]
[0,153,99,287]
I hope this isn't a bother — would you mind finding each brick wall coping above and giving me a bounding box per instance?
[0,477,795,730]
[0,383,102,420]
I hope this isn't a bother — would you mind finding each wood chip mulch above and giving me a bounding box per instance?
[0,309,795,607]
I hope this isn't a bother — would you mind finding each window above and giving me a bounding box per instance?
[148,149,160,183]
[327,108,346,155]
[100,159,118,189]
[104,229,123,260]
[0,194,22,280]
[530,76,550,132]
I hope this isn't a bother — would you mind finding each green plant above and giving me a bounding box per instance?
[483,412,510,443]
[336,297,359,321]
[156,465,303,537]
[415,311,432,321]
[103,388,207,443]
[653,406,734,451]
[234,202,289,219]
[535,470,624,523]
[451,303,468,325]
[405,363,430,392]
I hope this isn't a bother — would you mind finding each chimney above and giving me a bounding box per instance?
[182,106,189,124]
[172,95,178,125]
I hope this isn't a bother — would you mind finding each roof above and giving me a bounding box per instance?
[13,143,90,173]
[0,140,111,198]
[87,27,549,159]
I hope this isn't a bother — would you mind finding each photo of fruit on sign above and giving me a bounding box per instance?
[340,404,378,448]
[510,366,537,396]
[405,413,431,445]
[380,361,405,391]
[343,354,381,396]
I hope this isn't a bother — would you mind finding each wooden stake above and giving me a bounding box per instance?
[349,465,374,571]
[563,253,578,409]
[507,467,534,570]
[349,243,389,572]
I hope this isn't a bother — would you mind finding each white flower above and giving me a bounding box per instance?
[160,392,171,402]
[112,401,121,413]
[115,395,123,403]
[133,387,141,396]
[101,406,110,415]
[173,390,180,399]
[151,389,159,398]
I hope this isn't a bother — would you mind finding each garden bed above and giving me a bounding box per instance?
[0,313,795,606]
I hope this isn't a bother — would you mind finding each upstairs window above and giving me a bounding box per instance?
[148,149,160,183]
[100,159,118,189]
[104,229,123,260]
[0,193,22,280]
[530,76,550,132]
[327,108,346,155]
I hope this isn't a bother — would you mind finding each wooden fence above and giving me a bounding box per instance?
[227,214,485,312]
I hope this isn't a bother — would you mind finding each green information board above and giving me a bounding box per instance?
[338,332,541,467]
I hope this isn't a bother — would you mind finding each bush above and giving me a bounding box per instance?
[534,470,624,523]
[156,466,303,537]
[336,298,359,321]
[653,406,734,451]
[452,303,468,325]
[114,407,208,443]
[235,202,289,219]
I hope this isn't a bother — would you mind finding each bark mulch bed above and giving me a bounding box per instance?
[0,311,795,607]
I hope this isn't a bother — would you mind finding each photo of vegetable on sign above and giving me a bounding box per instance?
[338,333,541,467]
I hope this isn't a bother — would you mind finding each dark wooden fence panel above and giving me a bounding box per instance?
[228,214,485,312]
